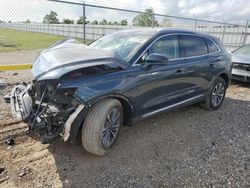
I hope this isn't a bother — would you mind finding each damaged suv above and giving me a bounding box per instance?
[9,29,232,156]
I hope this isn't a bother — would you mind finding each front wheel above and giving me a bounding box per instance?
[81,99,123,156]
[201,77,226,110]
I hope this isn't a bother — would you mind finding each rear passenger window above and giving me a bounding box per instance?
[205,38,219,53]
[179,35,208,57]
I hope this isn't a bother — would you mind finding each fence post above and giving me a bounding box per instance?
[194,19,197,30]
[83,3,86,43]
[242,20,249,45]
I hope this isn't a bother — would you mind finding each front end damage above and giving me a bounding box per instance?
[10,80,85,143]
[7,39,125,144]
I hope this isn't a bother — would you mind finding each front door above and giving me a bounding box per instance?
[132,34,198,116]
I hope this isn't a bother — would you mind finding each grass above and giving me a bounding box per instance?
[0,28,92,52]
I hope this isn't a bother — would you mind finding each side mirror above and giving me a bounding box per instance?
[146,53,169,64]
[143,53,169,69]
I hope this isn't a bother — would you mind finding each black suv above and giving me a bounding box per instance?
[10,29,232,156]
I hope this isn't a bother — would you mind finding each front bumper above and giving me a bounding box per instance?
[10,84,33,119]
[9,83,86,143]
[232,69,250,82]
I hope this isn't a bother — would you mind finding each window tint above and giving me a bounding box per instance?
[205,38,219,53]
[148,35,179,59]
[179,35,208,57]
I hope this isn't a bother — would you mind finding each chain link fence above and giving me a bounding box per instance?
[0,0,249,90]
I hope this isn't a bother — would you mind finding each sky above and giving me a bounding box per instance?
[0,0,249,25]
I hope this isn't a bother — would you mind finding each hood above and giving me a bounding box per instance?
[232,53,250,64]
[32,39,125,81]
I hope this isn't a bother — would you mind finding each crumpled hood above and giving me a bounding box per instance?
[232,53,250,64]
[32,39,125,80]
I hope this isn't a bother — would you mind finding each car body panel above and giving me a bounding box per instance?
[32,39,126,80]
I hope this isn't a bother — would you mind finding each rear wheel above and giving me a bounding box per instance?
[201,77,226,110]
[81,99,123,156]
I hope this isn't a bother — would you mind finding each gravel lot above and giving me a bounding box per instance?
[0,50,39,65]
[0,81,250,188]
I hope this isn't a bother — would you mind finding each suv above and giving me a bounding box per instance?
[9,29,232,156]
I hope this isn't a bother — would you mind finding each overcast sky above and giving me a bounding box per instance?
[0,0,249,25]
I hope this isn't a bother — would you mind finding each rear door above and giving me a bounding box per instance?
[178,34,215,95]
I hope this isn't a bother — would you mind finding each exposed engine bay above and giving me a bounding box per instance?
[11,80,82,143]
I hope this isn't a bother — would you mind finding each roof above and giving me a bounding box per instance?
[113,27,215,39]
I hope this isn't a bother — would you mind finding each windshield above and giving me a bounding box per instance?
[234,44,250,55]
[89,32,153,61]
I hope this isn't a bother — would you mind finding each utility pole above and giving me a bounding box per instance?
[83,3,86,43]
[243,20,249,45]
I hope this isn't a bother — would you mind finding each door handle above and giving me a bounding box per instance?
[210,63,214,69]
[175,69,184,74]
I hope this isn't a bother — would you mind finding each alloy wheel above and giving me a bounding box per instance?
[101,108,121,148]
[211,82,225,107]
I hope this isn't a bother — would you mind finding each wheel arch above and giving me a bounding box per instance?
[89,94,135,126]
[67,94,135,142]
[218,72,230,88]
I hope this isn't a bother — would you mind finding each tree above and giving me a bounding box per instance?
[99,19,108,25]
[77,16,89,24]
[160,17,171,27]
[23,19,31,24]
[91,20,98,25]
[63,18,74,24]
[133,8,158,27]
[120,19,128,26]
[43,11,59,24]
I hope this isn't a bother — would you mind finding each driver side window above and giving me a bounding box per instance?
[146,35,179,61]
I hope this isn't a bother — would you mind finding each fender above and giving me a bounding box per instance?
[209,70,231,89]
[67,93,135,142]
[88,93,135,113]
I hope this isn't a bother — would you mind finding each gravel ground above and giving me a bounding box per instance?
[0,50,40,65]
[0,81,250,188]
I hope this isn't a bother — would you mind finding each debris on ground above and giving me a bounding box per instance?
[0,167,5,174]
[4,138,15,146]
[18,167,31,178]
[0,176,9,183]
[3,94,10,103]
[0,79,6,89]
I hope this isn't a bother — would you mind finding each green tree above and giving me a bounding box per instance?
[133,8,158,27]
[43,11,59,24]
[63,18,74,24]
[160,17,171,27]
[120,19,128,26]
[77,16,89,24]
[23,19,31,23]
[99,19,108,25]
[91,20,98,25]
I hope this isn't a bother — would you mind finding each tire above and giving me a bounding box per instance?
[81,99,123,156]
[201,77,226,110]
